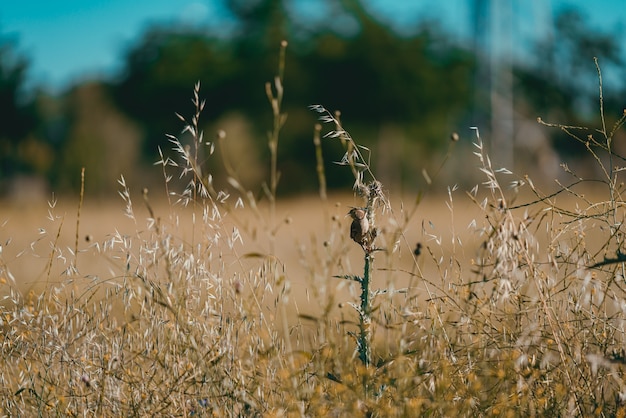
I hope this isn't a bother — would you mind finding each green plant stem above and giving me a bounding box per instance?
[358,250,373,400]
[358,252,372,368]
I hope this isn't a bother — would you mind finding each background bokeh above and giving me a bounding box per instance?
[1,0,625,200]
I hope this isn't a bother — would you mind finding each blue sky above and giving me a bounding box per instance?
[1,0,624,93]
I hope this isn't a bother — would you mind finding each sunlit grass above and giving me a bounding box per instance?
[2,49,626,416]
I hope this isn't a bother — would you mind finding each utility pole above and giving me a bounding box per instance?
[490,0,514,170]
[472,0,514,169]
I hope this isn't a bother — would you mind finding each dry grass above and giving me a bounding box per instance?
[3,51,626,416]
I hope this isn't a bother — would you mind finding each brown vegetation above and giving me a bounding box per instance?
[2,42,626,416]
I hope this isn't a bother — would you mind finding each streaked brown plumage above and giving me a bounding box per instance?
[348,208,369,248]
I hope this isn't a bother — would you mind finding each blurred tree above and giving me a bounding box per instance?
[298,0,474,140]
[111,28,237,159]
[110,0,476,193]
[553,8,622,88]
[0,36,37,179]
[3,2,624,196]
[285,0,476,190]
[514,7,624,159]
[57,82,143,194]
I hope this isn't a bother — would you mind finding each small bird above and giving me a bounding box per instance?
[348,208,369,249]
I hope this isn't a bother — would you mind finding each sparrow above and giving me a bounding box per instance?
[348,208,369,249]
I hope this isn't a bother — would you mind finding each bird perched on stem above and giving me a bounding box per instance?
[348,208,370,250]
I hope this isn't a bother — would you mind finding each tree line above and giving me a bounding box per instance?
[1,0,623,197]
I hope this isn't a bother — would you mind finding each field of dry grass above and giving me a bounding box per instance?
[3,50,626,416]
[0,190,480,318]
[3,171,626,416]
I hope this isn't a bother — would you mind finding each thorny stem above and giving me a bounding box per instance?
[358,252,372,368]
[356,182,382,396]
[355,180,391,398]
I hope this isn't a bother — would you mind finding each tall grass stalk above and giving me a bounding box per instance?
[313,123,327,201]
[264,40,288,256]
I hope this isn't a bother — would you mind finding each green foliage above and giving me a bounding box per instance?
[110,28,241,159]
[515,7,623,123]
[108,0,475,193]
[0,36,38,177]
[0,38,31,138]
[2,1,626,197]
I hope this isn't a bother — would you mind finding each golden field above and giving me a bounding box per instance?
[0,190,482,316]
[2,174,626,416]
